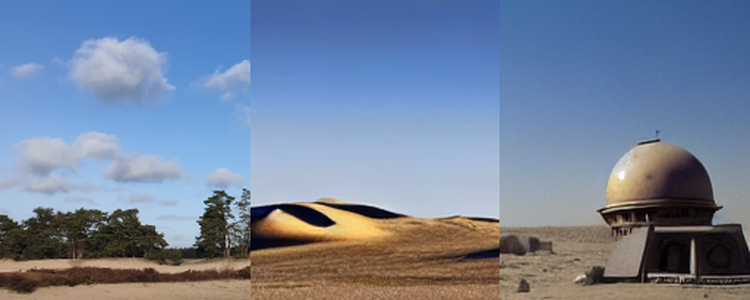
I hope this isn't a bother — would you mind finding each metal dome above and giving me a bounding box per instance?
[602,139,718,213]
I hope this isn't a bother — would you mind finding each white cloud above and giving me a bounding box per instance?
[5,132,185,194]
[67,36,174,104]
[204,60,251,100]
[23,175,70,195]
[11,63,44,79]
[159,199,179,206]
[122,192,156,204]
[234,103,251,127]
[0,174,25,189]
[102,153,184,183]
[205,168,245,189]
[12,132,120,176]
[65,196,95,204]
[0,173,117,195]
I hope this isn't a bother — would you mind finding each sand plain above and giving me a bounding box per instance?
[498,226,750,300]
[0,258,253,300]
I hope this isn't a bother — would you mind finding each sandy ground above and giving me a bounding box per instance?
[0,257,253,299]
[1,280,252,300]
[252,216,501,300]
[498,226,750,300]
[8,224,748,299]
[0,257,251,274]
[1,215,499,300]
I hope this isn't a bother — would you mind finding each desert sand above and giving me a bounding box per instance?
[251,202,501,300]
[498,226,750,299]
[0,257,253,299]
[0,257,250,274]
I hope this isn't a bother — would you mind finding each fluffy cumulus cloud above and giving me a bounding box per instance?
[12,132,121,176]
[11,63,44,79]
[0,174,24,189]
[204,60,251,100]
[234,103,251,127]
[102,153,184,183]
[67,36,174,104]
[205,168,245,189]
[23,175,70,195]
[2,132,186,195]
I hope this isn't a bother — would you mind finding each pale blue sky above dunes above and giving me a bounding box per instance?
[251,1,500,218]
[500,1,750,228]
[0,1,251,247]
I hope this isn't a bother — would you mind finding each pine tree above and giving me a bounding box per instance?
[195,190,235,258]
[0,215,20,259]
[234,188,251,256]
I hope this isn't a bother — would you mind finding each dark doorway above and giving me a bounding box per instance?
[659,240,691,273]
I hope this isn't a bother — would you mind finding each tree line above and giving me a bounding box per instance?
[0,207,170,261]
[0,188,251,262]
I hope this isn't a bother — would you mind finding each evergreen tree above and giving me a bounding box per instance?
[195,190,234,258]
[0,215,20,259]
[90,209,167,258]
[234,188,251,256]
[63,208,107,259]
[18,207,67,260]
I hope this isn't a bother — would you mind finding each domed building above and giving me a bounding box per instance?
[600,140,750,283]
[599,139,722,239]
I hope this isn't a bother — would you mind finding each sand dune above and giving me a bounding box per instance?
[251,201,500,299]
[251,202,399,250]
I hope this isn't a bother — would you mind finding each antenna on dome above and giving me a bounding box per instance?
[655,130,661,139]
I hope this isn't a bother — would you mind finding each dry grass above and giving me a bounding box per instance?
[0,266,252,294]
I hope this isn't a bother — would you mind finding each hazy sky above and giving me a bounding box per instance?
[500,1,750,228]
[251,1,501,219]
[0,2,251,247]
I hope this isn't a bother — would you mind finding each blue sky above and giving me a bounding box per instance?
[251,1,500,218]
[500,1,750,229]
[0,2,251,247]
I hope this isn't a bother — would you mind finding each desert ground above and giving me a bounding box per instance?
[498,226,750,300]
[1,201,500,300]
[251,210,501,300]
[0,257,253,300]
[6,210,748,299]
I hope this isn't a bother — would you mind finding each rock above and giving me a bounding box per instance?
[574,266,605,285]
[573,274,587,284]
[517,279,530,293]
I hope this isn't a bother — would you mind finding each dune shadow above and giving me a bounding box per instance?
[250,204,337,251]
[465,217,500,223]
[315,202,406,219]
[460,247,500,261]
[251,204,336,227]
